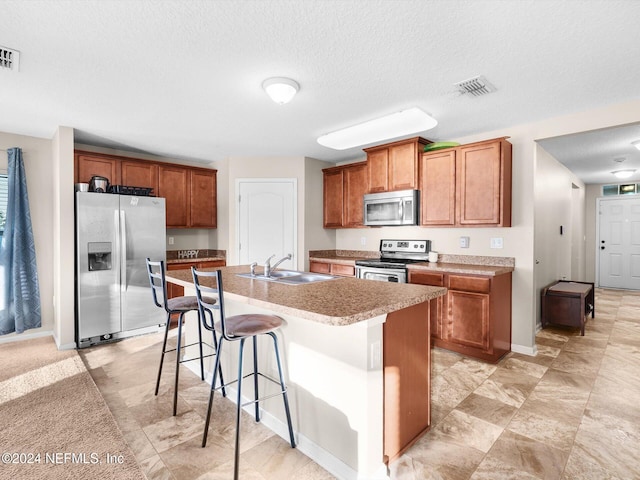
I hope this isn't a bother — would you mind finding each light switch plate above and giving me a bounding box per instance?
[168,237,174,245]
[459,236,470,248]
[491,237,503,249]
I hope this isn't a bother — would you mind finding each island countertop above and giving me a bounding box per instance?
[165,265,446,327]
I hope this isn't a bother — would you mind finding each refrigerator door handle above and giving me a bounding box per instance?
[120,209,127,292]
[114,209,121,291]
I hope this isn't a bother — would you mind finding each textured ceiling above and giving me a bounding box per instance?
[2,0,640,183]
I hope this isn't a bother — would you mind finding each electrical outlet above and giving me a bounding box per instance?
[168,237,174,245]
[361,236,367,246]
[459,236,470,248]
[490,237,503,249]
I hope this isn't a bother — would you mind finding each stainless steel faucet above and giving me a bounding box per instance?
[250,262,258,276]
[264,253,292,277]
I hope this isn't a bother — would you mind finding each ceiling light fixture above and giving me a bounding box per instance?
[612,169,636,179]
[262,77,299,105]
[632,140,640,151]
[317,107,438,150]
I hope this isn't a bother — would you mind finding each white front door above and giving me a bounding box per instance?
[598,196,640,289]
[237,179,297,270]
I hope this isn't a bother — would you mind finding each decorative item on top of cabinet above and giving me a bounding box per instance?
[420,137,512,227]
[322,161,368,228]
[364,137,430,193]
[409,269,512,363]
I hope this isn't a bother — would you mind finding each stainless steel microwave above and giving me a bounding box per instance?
[363,189,419,226]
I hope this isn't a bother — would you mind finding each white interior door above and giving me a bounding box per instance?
[598,196,640,289]
[237,179,297,270]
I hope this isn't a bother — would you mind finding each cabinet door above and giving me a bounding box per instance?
[343,163,368,227]
[420,150,456,226]
[367,149,389,193]
[446,289,490,350]
[457,141,502,225]
[121,160,158,192]
[323,169,344,228]
[330,263,355,277]
[75,153,120,185]
[159,165,190,228]
[409,271,445,339]
[190,169,217,228]
[388,142,418,191]
[198,260,226,268]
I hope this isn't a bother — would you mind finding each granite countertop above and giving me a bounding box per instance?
[308,249,378,265]
[408,261,514,276]
[165,265,446,327]
[166,249,226,264]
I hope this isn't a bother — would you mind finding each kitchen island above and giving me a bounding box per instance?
[166,265,446,480]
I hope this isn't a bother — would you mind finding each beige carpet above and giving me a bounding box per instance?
[0,336,146,480]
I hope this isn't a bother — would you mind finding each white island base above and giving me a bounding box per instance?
[169,268,439,480]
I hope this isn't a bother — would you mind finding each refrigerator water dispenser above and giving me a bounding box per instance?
[88,242,112,271]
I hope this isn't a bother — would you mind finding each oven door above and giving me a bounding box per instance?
[356,266,406,283]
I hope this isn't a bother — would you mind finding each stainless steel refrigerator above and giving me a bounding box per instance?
[75,191,167,348]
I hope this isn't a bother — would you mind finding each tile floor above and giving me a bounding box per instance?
[80,288,640,479]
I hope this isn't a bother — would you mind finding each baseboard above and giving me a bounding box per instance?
[0,329,54,345]
[511,343,538,356]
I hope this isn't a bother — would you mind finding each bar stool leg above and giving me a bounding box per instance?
[253,336,260,422]
[234,338,246,480]
[197,314,205,381]
[213,332,227,398]
[155,312,172,396]
[173,311,185,416]
[269,332,296,448]
[202,336,225,447]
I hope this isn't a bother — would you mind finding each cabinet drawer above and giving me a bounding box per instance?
[331,264,355,277]
[448,275,490,293]
[309,261,331,274]
[409,271,444,287]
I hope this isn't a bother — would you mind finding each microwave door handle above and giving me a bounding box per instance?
[398,200,404,220]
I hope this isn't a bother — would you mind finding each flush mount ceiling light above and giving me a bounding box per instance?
[317,107,438,150]
[632,140,640,151]
[262,77,299,105]
[612,169,636,179]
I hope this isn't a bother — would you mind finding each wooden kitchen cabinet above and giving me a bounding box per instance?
[159,165,190,228]
[309,260,355,277]
[74,152,121,184]
[409,269,512,363]
[121,159,158,192]
[420,137,512,227]
[189,169,217,228]
[322,161,368,228]
[365,137,430,193]
[166,260,226,299]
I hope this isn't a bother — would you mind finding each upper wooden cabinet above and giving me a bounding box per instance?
[364,137,430,193]
[322,161,368,228]
[189,169,217,228]
[75,150,217,229]
[121,160,158,193]
[75,152,121,185]
[420,137,512,227]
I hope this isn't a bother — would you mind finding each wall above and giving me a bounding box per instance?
[0,131,56,343]
[221,156,334,269]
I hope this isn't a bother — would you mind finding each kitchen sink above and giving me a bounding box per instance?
[236,270,337,284]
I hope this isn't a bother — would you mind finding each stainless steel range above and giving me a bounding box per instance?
[355,239,431,283]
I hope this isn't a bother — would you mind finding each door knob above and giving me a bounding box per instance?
[601,246,605,250]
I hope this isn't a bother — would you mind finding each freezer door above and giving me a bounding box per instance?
[76,192,121,340]
[119,195,167,331]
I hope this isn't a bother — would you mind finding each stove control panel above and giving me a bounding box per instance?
[380,239,430,254]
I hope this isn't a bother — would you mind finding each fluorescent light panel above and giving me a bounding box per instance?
[317,107,437,150]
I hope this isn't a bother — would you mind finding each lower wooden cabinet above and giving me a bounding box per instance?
[309,260,355,277]
[409,269,512,363]
[166,260,226,298]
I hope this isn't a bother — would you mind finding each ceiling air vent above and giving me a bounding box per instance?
[454,75,495,97]
[0,46,20,72]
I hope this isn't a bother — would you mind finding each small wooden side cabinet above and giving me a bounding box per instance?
[541,280,594,336]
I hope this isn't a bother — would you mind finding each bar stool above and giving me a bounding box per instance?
[145,258,225,416]
[191,267,296,480]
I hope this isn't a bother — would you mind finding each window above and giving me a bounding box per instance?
[602,183,640,196]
